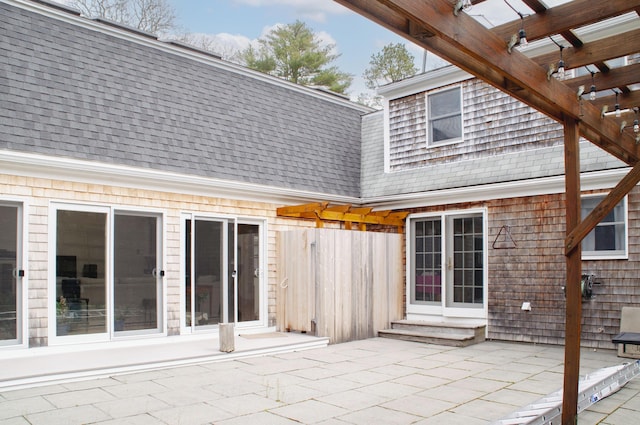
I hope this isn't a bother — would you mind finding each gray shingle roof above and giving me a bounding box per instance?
[360,111,626,200]
[0,1,367,197]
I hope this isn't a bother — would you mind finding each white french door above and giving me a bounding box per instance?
[408,210,487,320]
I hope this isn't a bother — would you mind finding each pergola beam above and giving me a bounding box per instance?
[492,0,640,44]
[532,29,640,71]
[566,162,640,255]
[562,116,582,424]
[563,63,640,93]
[592,90,640,112]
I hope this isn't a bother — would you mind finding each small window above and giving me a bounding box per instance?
[581,195,627,259]
[427,87,462,145]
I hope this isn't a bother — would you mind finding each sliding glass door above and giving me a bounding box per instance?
[0,204,21,345]
[185,219,228,327]
[114,214,162,333]
[53,205,163,340]
[56,209,107,337]
[184,216,262,330]
[237,224,260,322]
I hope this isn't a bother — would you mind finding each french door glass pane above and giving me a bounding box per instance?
[114,215,158,332]
[56,210,107,336]
[413,219,442,303]
[452,216,483,305]
[0,206,18,342]
[237,224,259,322]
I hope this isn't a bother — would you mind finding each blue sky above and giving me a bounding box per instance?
[164,0,558,99]
[162,1,572,100]
[166,0,432,99]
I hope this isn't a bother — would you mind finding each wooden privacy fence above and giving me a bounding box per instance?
[276,228,403,344]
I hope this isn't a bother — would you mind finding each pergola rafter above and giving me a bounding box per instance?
[333,1,640,423]
[492,0,637,43]
[277,203,408,232]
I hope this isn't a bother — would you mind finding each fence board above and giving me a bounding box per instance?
[277,228,403,343]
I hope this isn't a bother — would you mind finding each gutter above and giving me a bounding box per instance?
[0,150,361,206]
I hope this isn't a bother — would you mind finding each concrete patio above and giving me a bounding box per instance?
[0,336,638,424]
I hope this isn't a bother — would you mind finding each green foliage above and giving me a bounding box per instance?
[363,43,417,90]
[239,20,352,94]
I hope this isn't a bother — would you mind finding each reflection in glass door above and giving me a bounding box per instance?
[237,224,260,322]
[0,205,20,344]
[114,214,161,333]
[447,215,484,308]
[412,219,442,304]
[56,210,107,336]
[184,218,261,329]
[186,219,226,327]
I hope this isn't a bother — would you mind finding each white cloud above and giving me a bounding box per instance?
[232,0,349,22]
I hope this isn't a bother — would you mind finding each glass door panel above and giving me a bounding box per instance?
[412,219,442,304]
[448,215,484,308]
[0,206,19,343]
[227,221,235,323]
[237,224,259,322]
[190,220,224,327]
[114,214,159,333]
[56,210,107,336]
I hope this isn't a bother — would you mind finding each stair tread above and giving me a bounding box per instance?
[392,320,486,330]
[379,328,474,341]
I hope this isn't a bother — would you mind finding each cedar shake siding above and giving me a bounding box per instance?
[488,189,640,349]
[388,80,563,171]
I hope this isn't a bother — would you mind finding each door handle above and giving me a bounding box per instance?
[447,258,453,270]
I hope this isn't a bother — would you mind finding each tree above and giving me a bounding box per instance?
[363,43,418,90]
[68,0,176,36]
[239,20,352,94]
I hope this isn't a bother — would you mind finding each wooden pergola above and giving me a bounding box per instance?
[333,0,640,423]
[277,202,408,232]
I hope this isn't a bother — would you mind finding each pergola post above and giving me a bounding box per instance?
[562,116,582,425]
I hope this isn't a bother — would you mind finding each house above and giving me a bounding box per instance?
[1,0,638,354]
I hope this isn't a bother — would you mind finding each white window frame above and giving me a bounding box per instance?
[581,194,628,260]
[425,85,463,147]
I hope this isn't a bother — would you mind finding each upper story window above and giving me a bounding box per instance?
[581,195,627,259]
[427,86,462,145]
